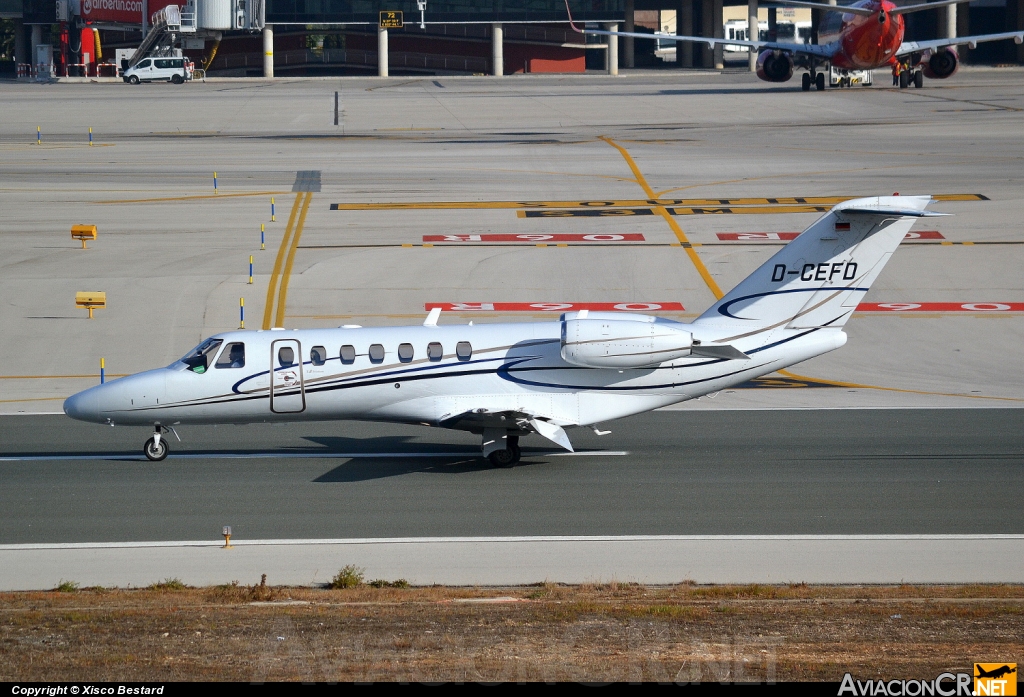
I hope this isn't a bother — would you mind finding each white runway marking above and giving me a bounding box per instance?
[0,450,629,462]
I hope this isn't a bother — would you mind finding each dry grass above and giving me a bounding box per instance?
[1,583,1022,682]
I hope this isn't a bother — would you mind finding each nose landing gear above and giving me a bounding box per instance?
[144,423,178,461]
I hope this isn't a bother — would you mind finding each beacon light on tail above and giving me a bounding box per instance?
[65,196,944,467]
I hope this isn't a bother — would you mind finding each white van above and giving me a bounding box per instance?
[122,57,191,84]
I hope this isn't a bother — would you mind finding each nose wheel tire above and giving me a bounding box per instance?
[144,436,169,461]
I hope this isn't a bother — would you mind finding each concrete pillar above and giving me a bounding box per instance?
[378,27,388,77]
[492,23,503,76]
[748,0,758,71]
[767,6,777,42]
[701,0,713,68]
[142,0,149,37]
[624,0,635,68]
[14,19,26,67]
[679,0,693,68]
[944,3,957,39]
[713,0,724,69]
[263,24,274,78]
[30,24,42,69]
[605,23,619,75]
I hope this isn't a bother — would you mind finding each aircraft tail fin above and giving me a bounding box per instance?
[693,196,943,332]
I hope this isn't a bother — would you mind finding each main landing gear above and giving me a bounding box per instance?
[898,69,924,89]
[801,70,826,92]
[144,422,178,461]
[482,430,521,468]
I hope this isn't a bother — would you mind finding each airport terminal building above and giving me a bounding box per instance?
[3,0,1023,78]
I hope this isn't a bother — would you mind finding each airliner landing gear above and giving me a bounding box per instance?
[914,71,924,88]
[802,73,811,91]
[144,423,173,461]
[816,72,826,91]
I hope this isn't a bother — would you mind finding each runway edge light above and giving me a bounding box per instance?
[222,526,232,548]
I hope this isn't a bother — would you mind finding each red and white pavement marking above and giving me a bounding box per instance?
[425,302,685,312]
[715,231,945,241]
[424,302,1021,313]
[857,303,1024,312]
[422,234,646,243]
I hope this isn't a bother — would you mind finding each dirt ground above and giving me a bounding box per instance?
[1,582,1022,683]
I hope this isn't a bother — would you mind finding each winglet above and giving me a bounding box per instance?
[423,307,441,327]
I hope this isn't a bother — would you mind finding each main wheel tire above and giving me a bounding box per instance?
[171,73,184,84]
[898,71,909,89]
[913,71,923,88]
[144,436,169,461]
[815,72,825,91]
[802,73,811,91]
[128,75,140,85]
[488,448,516,468]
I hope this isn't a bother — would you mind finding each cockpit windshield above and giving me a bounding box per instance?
[179,338,223,374]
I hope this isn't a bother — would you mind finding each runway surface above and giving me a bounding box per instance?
[2,410,1021,544]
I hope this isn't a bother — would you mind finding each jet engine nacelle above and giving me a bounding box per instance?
[922,47,958,79]
[756,50,794,82]
[560,318,693,369]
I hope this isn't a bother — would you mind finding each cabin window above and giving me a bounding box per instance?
[278,346,295,368]
[398,343,414,362]
[215,342,245,369]
[456,341,472,361]
[427,342,443,361]
[310,346,327,366]
[368,344,385,364]
[340,345,356,364]
[181,338,222,374]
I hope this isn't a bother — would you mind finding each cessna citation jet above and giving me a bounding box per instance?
[566,0,1024,90]
[65,196,941,466]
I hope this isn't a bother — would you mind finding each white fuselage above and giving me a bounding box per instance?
[62,319,844,430]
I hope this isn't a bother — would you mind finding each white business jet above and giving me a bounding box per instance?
[64,196,941,465]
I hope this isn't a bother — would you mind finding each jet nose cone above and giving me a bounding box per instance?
[63,386,104,423]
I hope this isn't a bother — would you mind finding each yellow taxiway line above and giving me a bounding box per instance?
[328,193,986,212]
[599,136,725,300]
[263,193,305,330]
[274,192,313,329]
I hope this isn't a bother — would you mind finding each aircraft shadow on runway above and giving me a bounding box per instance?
[305,436,553,482]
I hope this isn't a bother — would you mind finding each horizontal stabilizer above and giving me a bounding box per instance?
[529,418,574,452]
[691,344,750,360]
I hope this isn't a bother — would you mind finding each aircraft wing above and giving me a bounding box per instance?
[563,0,833,59]
[438,408,575,451]
[571,25,834,59]
[897,30,1024,56]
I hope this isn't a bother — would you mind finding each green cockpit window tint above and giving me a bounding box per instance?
[181,338,222,374]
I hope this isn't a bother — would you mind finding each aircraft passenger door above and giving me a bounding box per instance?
[270,339,305,413]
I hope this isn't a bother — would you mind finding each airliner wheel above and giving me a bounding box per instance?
[815,72,825,91]
[914,71,923,88]
[899,71,909,89]
[802,73,811,91]
[144,436,169,462]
